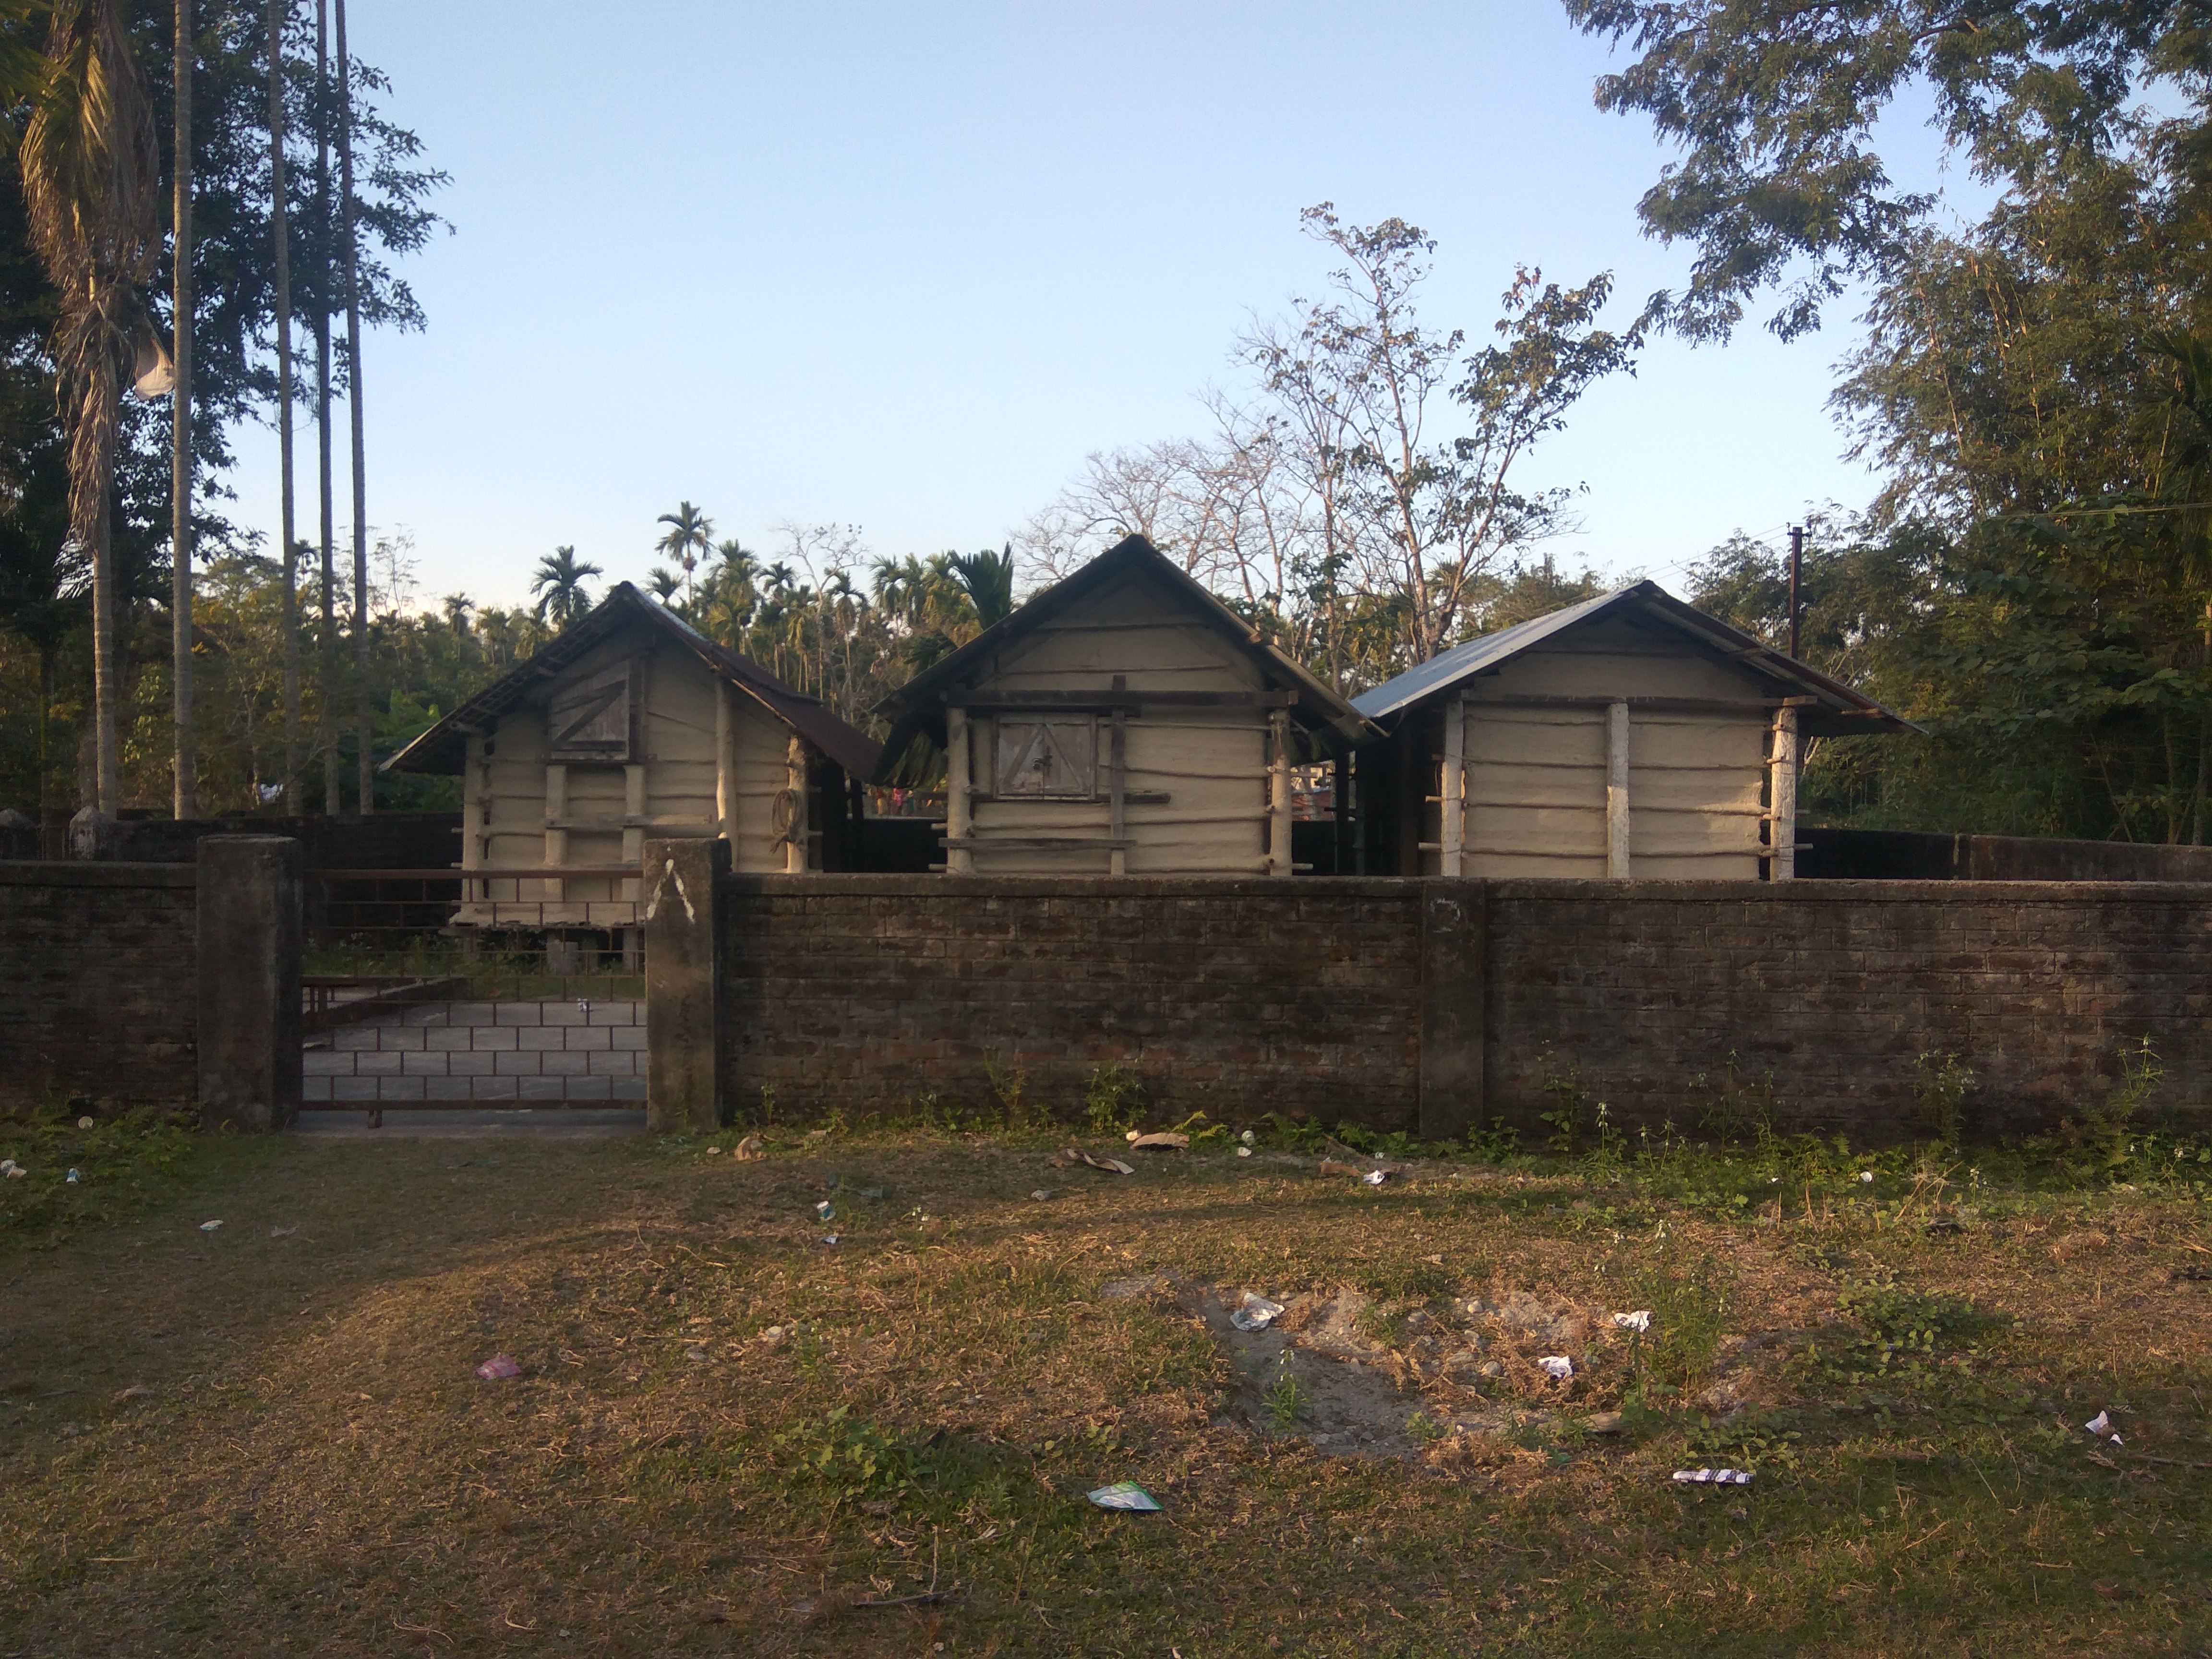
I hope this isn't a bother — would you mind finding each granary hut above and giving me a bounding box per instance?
[386,583,881,937]
[1348,581,1911,879]
[874,534,1371,876]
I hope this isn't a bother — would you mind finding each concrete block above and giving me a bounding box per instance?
[493,1051,542,1076]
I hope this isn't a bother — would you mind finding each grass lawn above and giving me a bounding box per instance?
[1,1112,2208,1655]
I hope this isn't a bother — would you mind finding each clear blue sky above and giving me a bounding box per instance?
[227,1,1935,611]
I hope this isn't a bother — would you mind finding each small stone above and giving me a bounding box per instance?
[1478,1360,1504,1378]
[1584,1411,1624,1434]
[75,1116,94,1130]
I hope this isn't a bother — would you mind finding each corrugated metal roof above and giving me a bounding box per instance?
[1349,580,1914,734]
[383,583,883,780]
[1351,587,1627,719]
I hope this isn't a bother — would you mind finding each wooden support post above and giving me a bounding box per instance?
[1769,704,1800,881]
[544,763,568,903]
[1605,699,1631,879]
[1108,706,1128,878]
[714,681,736,844]
[783,733,810,874]
[622,762,648,901]
[462,734,486,906]
[945,707,974,874]
[1440,696,1466,878]
[1268,708,1293,877]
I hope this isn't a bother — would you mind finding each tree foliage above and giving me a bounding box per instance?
[1564,0,2212,340]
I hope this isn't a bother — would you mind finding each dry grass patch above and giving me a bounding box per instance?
[0,1125,2207,1654]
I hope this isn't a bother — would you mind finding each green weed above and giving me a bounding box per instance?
[1084,1061,1144,1135]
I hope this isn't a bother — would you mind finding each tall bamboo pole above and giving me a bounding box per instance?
[314,0,336,812]
[337,0,370,813]
[170,0,196,820]
[268,0,299,805]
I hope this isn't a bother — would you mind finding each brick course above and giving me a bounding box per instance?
[0,864,199,1107]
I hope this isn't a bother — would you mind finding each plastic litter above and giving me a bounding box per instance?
[1241,1129,1256,1144]
[476,1355,521,1381]
[822,1234,841,1246]
[1126,1131,1190,1152]
[1362,1169,1388,1186]
[576,998,591,1016]
[1236,1146,1253,1158]
[75,1116,94,1130]
[199,1219,223,1232]
[2085,1410,2112,1435]
[733,1135,768,1162]
[1031,1189,1051,1202]
[1,1162,23,1180]
[1859,1171,1875,1184]
[1230,1292,1287,1332]
[1612,1310,1653,1333]
[65,1168,80,1185]
[684,1346,708,1362]
[1672,1468,1752,1486]
[0,1158,15,1173]
[815,1200,837,1221]
[705,1146,721,1155]
[1086,1482,1162,1512]
[1538,1356,1574,1381]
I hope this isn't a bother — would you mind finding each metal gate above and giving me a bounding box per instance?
[301,867,646,1114]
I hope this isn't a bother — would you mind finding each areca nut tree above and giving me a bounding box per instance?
[530,544,602,630]
[15,0,162,817]
[654,500,712,606]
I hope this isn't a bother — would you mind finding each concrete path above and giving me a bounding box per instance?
[302,998,647,1105]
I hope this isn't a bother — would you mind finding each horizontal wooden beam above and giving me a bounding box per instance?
[1463,695,1786,715]
[940,836,1135,851]
[942,689,1297,709]
[312,866,641,880]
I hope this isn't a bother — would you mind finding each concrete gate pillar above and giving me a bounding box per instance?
[197,836,304,1130]
[644,837,727,1134]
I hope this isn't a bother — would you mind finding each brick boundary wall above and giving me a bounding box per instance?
[705,871,2212,1142]
[716,875,1431,1130]
[1488,879,2211,1141]
[0,863,200,1108]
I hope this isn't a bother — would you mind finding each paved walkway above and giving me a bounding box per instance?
[302,999,646,1104]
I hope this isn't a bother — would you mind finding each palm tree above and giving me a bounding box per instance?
[644,566,681,602]
[15,0,161,816]
[654,500,712,606]
[440,592,472,633]
[530,545,601,629]
[950,543,1017,626]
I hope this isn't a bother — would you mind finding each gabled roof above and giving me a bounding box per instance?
[871,534,1375,780]
[384,582,883,778]
[1349,580,1915,738]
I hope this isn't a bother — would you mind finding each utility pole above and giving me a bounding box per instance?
[1787,524,1803,660]
[269,0,299,807]
[171,0,195,820]
[337,0,371,813]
